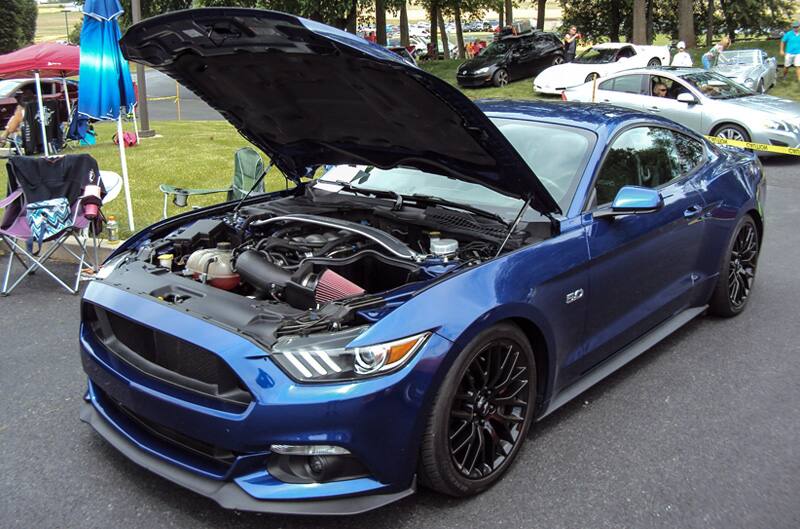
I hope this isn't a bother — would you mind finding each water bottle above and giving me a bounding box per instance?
[107,215,119,242]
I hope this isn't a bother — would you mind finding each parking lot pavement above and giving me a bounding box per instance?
[1,158,799,529]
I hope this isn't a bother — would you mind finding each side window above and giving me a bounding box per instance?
[594,127,683,206]
[672,131,706,175]
[599,75,645,94]
[649,75,675,98]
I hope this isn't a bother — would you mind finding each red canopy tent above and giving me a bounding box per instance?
[0,43,80,155]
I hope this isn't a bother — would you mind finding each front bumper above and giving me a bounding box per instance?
[749,127,800,156]
[533,81,568,95]
[79,282,454,513]
[456,74,492,87]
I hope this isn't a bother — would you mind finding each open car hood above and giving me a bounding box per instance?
[120,8,560,214]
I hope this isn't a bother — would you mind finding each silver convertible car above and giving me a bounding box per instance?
[712,49,777,93]
[565,67,800,150]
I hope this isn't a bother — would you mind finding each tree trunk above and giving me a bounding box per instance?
[345,0,357,33]
[632,0,647,44]
[498,3,504,31]
[454,4,465,59]
[504,0,513,26]
[706,0,714,46]
[376,0,386,45]
[645,0,654,44]
[718,0,735,42]
[609,0,621,42]
[678,0,696,48]
[438,10,451,60]
[536,0,546,30]
[400,2,410,47]
[429,4,439,59]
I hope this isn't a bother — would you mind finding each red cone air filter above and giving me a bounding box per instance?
[314,269,365,304]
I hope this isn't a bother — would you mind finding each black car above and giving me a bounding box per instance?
[457,31,564,88]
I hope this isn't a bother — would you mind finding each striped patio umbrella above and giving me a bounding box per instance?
[78,0,137,231]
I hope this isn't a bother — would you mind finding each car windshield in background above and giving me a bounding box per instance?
[574,47,619,64]
[330,120,594,217]
[0,79,21,97]
[680,71,754,99]
[480,41,511,57]
[716,50,760,65]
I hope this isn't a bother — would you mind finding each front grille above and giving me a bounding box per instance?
[84,302,252,412]
[94,385,237,471]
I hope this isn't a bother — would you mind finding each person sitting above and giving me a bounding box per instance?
[671,41,693,67]
[652,82,669,97]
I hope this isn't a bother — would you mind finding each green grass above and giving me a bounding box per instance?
[36,6,82,43]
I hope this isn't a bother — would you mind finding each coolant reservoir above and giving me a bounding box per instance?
[430,237,458,258]
[185,242,240,290]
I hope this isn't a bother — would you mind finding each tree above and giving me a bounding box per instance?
[453,3,466,59]
[0,0,37,54]
[376,0,386,45]
[504,0,513,25]
[536,0,547,30]
[399,2,409,46]
[678,0,695,48]
[632,0,646,43]
[706,0,714,45]
[438,9,451,59]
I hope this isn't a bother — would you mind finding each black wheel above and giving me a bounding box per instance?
[492,68,509,87]
[551,55,564,66]
[418,323,537,497]
[757,79,765,93]
[647,57,662,67]
[709,215,760,317]
[714,123,751,144]
[585,72,599,83]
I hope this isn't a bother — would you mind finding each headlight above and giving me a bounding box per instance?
[95,252,130,280]
[271,326,430,382]
[475,66,490,75]
[763,119,791,132]
[744,77,755,87]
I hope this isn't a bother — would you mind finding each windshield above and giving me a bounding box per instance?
[317,119,594,218]
[679,71,754,99]
[716,50,760,66]
[574,47,619,64]
[479,41,511,57]
[0,79,22,98]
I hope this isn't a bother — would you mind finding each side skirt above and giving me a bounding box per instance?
[538,305,707,419]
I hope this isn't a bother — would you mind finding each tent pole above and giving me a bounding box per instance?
[117,116,135,231]
[61,77,72,117]
[131,105,140,144]
[34,72,49,157]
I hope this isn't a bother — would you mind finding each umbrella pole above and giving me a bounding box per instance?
[117,116,135,232]
[34,72,50,157]
[61,77,72,117]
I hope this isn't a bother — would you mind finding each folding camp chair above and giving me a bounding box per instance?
[0,155,101,295]
[159,147,265,218]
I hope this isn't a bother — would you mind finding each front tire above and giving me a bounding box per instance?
[709,215,760,317]
[418,324,537,497]
[492,68,509,87]
[585,72,599,83]
[551,55,564,66]
[714,123,751,143]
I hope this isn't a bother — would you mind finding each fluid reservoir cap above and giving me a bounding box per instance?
[430,238,458,257]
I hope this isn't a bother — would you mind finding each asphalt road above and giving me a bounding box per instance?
[1,157,799,529]
[141,69,223,121]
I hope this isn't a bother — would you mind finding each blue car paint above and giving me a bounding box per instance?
[80,101,766,512]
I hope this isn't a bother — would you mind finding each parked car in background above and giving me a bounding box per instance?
[82,9,765,515]
[463,20,484,33]
[0,77,77,128]
[565,67,800,152]
[457,31,563,87]
[712,49,777,93]
[533,43,671,94]
[387,46,417,67]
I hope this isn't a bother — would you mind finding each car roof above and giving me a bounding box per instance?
[593,42,632,49]
[476,100,647,132]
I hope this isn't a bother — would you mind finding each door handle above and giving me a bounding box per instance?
[647,106,661,112]
[684,204,703,219]
[602,98,610,102]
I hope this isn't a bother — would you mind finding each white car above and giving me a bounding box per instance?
[533,42,671,95]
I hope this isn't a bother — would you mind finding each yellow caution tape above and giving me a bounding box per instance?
[704,135,800,156]
[146,96,178,102]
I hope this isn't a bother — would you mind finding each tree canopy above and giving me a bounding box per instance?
[0,0,37,54]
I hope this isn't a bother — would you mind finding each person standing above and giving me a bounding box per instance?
[701,37,730,69]
[671,41,693,67]
[563,26,581,63]
[780,21,800,80]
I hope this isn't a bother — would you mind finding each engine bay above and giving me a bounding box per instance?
[104,188,553,342]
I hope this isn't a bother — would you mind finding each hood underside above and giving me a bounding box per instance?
[120,8,560,214]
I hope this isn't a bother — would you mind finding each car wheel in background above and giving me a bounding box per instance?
[709,215,760,317]
[714,123,751,143]
[418,323,537,497]
[492,68,509,87]
[757,79,765,93]
[551,55,564,66]
[647,58,662,67]
[585,72,599,83]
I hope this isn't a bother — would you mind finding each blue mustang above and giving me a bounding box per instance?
[79,9,765,515]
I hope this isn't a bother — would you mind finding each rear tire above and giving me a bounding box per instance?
[585,72,599,83]
[418,323,537,497]
[708,215,760,317]
[551,55,564,66]
[492,68,509,87]
[647,58,662,67]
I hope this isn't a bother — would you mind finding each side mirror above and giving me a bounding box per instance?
[594,186,663,219]
[677,92,698,104]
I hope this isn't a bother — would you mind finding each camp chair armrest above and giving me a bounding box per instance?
[0,189,23,209]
